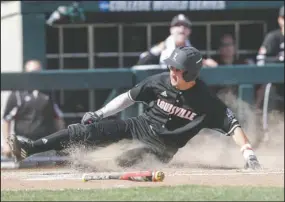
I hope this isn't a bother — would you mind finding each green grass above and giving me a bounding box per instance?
[1,185,284,201]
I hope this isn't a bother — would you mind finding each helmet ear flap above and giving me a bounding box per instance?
[182,70,200,82]
[182,71,191,82]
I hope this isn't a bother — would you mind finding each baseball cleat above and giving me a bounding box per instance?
[8,134,30,162]
[244,155,262,170]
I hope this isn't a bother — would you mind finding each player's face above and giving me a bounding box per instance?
[168,66,187,87]
[174,34,188,47]
[170,24,191,39]
[219,36,235,58]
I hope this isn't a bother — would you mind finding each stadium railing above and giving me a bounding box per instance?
[1,63,284,118]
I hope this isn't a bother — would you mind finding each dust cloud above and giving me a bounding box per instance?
[68,92,284,172]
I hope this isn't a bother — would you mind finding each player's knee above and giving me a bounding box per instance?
[67,123,91,141]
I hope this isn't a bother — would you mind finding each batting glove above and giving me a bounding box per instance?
[244,155,262,170]
[81,112,103,125]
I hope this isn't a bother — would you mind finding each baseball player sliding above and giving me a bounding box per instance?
[9,46,261,170]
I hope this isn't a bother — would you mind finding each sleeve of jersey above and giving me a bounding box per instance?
[256,33,276,65]
[52,103,64,118]
[48,93,63,119]
[261,33,276,55]
[137,51,160,65]
[128,78,155,104]
[206,96,241,136]
[2,92,19,121]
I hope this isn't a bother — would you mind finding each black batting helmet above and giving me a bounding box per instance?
[163,46,203,82]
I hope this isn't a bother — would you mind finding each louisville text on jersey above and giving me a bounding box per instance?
[157,99,197,121]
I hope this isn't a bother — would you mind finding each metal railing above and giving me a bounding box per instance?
[46,20,267,116]
[2,64,284,119]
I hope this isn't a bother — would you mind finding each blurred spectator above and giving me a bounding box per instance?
[203,34,251,95]
[137,14,192,67]
[256,5,284,65]
[1,60,65,158]
[255,5,284,110]
[203,34,251,67]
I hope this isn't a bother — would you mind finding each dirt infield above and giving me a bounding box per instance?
[1,166,284,190]
[2,123,284,191]
[2,122,284,191]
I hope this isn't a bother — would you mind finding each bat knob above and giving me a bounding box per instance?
[152,171,165,182]
[82,173,88,182]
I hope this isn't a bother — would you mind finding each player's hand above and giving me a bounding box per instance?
[244,155,262,170]
[150,41,166,56]
[202,58,218,67]
[2,142,12,158]
[81,112,102,125]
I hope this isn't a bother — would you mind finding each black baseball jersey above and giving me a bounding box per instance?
[257,29,284,97]
[2,90,61,140]
[257,29,284,64]
[127,72,240,149]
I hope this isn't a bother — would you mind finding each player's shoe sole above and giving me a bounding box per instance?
[8,134,27,162]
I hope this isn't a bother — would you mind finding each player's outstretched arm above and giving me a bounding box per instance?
[81,91,135,124]
[82,74,156,124]
[206,93,262,170]
[99,91,135,118]
[232,127,251,148]
[231,127,261,170]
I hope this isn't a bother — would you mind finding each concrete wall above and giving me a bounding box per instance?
[1,1,24,144]
[1,2,47,147]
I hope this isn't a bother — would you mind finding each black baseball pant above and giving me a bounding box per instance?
[31,116,177,167]
[68,117,176,166]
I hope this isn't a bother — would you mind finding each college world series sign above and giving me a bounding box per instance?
[98,1,226,12]
[98,1,283,12]
[19,1,284,13]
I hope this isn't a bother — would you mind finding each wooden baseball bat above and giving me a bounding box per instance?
[82,170,165,182]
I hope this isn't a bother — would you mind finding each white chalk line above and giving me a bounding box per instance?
[168,171,284,176]
[26,177,81,181]
[24,170,284,181]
